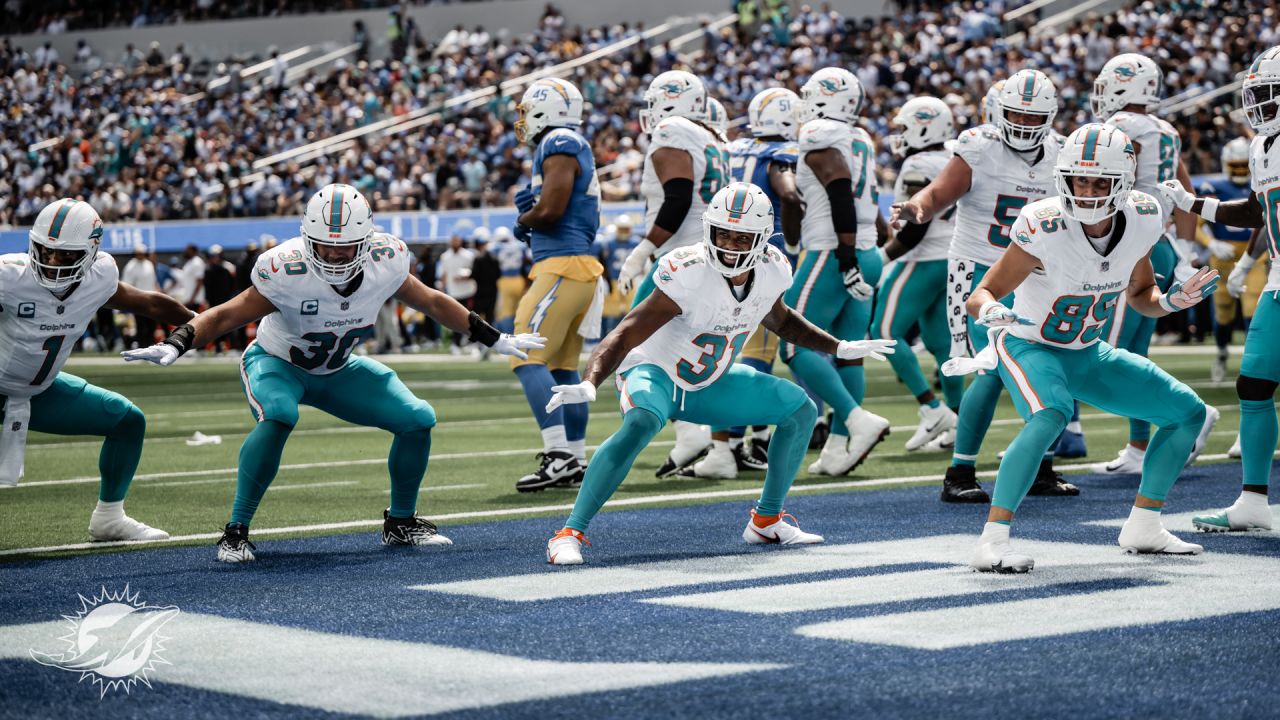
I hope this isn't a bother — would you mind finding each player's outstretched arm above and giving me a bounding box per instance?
[121,287,278,366]
[966,243,1038,326]
[394,275,545,359]
[106,281,197,326]
[518,154,579,230]
[889,155,971,230]
[761,298,895,360]
[582,290,680,387]
[1159,179,1264,229]
[1127,251,1219,318]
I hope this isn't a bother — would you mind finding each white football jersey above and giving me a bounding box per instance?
[1250,133,1280,293]
[1006,192,1164,349]
[796,119,879,251]
[893,148,954,261]
[641,117,730,256]
[618,243,792,392]
[1106,111,1182,220]
[0,252,117,397]
[251,235,411,374]
[950,125,1062,267]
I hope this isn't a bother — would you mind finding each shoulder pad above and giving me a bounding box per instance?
[541,128,588,155]
[799,119,847,151]
[651,117,705,151]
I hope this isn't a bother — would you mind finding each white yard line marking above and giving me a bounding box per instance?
[267,481,359,492]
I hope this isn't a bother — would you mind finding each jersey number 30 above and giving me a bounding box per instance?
[290,325,375,371]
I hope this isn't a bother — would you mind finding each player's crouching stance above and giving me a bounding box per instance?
[542,183,895,565]
[946,125,1213,572]
[123,185,544,562]
[1,199,195,541]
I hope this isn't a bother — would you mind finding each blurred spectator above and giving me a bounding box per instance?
[471,230,501,326]
[436,233,476,354]
[179,244,206,310]
[121,244,158,348]
[203,244,237,351]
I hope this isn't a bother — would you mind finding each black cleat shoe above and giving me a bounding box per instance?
[382,509,453,545]
[736,438,769,471]
[516,450,582,492]
[809,413,831,450]
[655,446,707,478]
[940,465,990,504]
[1028,462,1080,496]
[216,522,256,563]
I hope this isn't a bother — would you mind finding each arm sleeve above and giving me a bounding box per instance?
[653,177,695,234]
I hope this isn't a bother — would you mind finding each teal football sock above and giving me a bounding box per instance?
[1139,404,1205,501]
[388,428,432,518]
[755,399,818,516]
[952,372,1002,467]
[566,408,663,532]
[991,409,1067,514]
[787,350,854,436]
[837,363,866,406]
[1129,418,1151,444]
[1240,399,1278,487]
[230,420,293,526]
[97,405,146,503]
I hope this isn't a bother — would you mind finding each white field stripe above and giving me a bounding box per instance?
[0,453,1251,557]
[267,481,359,492]
[878,261,914,339]
[993,332,1044,413]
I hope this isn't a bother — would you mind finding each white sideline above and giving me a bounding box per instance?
[0,453,1242,557]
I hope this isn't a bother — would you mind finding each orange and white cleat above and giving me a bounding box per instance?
[546,527,590,565]
[742,509,825,545]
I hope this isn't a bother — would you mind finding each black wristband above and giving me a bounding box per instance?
[834,242,859,273]
[825,176,857,235]
[653,177,695,234]
[467,311,502,346]
[164,323,196,356]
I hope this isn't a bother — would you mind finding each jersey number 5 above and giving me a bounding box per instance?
[988,194,1028,248]
[700,147,731,203]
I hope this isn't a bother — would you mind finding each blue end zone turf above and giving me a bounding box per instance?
[1,463,1277,719]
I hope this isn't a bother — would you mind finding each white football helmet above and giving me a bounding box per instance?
[997,69,1058,151]
[889,97,954,156]
[747,88,800,139]
[492,226,515,243]
[639,70,706,134]
[1221,137,1251,185]
[28,198,103,292]
[703,182,774,277]
[300,183,375,285]
[797,67,863,125]
[1054,123,1136,224]
[1091,54,1162,120]
[702,97,730,135]
[981,79,1006,125]
[515,77,584,145]
[1243,45,1280,137]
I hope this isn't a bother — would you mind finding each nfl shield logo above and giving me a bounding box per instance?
[56,305,64,315]
[1101,261,1110,272]
[341,301,350,311]
[733,307,742,316]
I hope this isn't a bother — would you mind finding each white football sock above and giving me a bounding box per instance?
[93,500,124,518]
[541,425,568,452]
[568,439,586,463]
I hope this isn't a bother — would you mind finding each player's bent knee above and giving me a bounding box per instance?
[785,395,819,431]
[1031,408,1069,434]
[620,407,664,440]
[1237,375,1278,402]
[111,403,146,440]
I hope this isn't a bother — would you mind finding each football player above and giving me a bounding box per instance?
[1159,46,1280,533]
[509,78,606,492]
[492,225,529,334]
[597,214,639,336]
[704,97,731,139]
[683,87,805,479]
[123,184,544,562]
[617,70,732,477]
[875,96,962,451]
[1,199,195,541]
[784,66,892,477]
[1091,53,1220,475]
[542,183,895,564]
[892,69,1077,502]
[953,124,1213,572]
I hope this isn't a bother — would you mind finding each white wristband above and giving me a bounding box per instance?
[1200,197,1219,223]
[1158,292,1178,314]
[978,300,1004,318]
[1238,252,1257,271]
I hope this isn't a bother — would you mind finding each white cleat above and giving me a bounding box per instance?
[656,421,712,477]
[1192,494,1273,532]
[969,540,1034,573]
[546,528,588,565]
[1186,405,1220,467]
[922,427,955,453]
[905,404,957,451]
[1228,434,1242,459]
[1095,444,1145,475]
[683,444,738,479]
[1211,354,1227,383]
[1119,516,1204,555]
[837,407,891,473]
[89,511,170,542]
[742,510,824,545]
[808,432,853,476]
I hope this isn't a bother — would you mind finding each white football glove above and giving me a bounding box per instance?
[545,381,597,413]
[617,239,656,295]
[842,266,874,301]
[490,332,547,360]
[1157,179,1196,213]
[836,338,897,361]
[1208,239,1237,261]
[1227,254,1256,298]
[1159,266,1220,312]
[121,343,180,366]
[976,301,1033,327]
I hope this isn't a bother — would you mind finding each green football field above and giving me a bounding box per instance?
[0,346,1247,559]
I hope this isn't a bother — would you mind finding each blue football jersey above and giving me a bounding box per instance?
[530,128,601,262]
[728,137,799,241]
[598,235,640,280]
[1198,177,1253,242]
[495,238,529,277]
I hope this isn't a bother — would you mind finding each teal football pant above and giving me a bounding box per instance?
[950,259,1012,467]
[1238,292,1280,487]
[991,333,1204,513]
[872,258,962,409]
[1,373,145,502]
[780,248,883,438]
[234,343,437,526]
[566,363,817,531]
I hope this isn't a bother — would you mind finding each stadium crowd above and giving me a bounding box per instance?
[0,0,1274,230]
